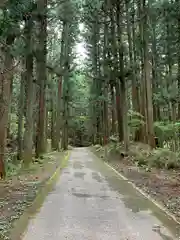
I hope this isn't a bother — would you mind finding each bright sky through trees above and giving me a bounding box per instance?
[75,23,87,63]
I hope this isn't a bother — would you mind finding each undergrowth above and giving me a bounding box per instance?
[95,141,180,170]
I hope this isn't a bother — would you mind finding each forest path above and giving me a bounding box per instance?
[23,148,179,240]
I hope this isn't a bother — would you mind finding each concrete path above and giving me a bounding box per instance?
[23,148,180,240]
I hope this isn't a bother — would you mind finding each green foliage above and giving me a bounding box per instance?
[149,148,180,169]
[131,145,180,170]
[128,110,144,139]
[9,113,25,138]
[5,153,22,176]
[9,113,18,137]
[154,121,180,144]
[105,140,180,170]
[128,110,144,128]
[107,140,121,155]
[68,72,91,146]
[0,0,34,40]
[134,147,180,170]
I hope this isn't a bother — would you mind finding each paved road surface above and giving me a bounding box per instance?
[23,148,180,240]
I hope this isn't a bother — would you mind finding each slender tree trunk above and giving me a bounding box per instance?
[177,0,180,119]
[151,21,160,121]
[116,0,129,151]
[165,10,173,121]
[131,0,142,141]
[110,83,116,135]
[142,0,155,148]
[62,76,69,150]
[36,0,47,157]
[50,77,57,149]
[178,12,180,119]
[7,79,13,140]
[61,23,70,150]
[91,17,100,144]
[103,1,109,145]
[17,61,25,160]
[138,0,148,143]
[110,5,123,141]
[23,16,34,164]
[96,27,103,145]
[54,22,65,150]
[125,0,137,111]
[115,81,123,141]
[0,35,15,178]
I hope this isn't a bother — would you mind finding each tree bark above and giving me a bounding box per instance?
[50,76,57,149]
[110,4,123,142]
[54,22,65,150]
[116,0,129,151]
[142,0,155,148]
[176,0,180,120]
[110,83,116,135]
[36,0,47,157]
[23,16,35,164]
[17,61,25,160]
[0,35,15,178]
[102,0,109,145]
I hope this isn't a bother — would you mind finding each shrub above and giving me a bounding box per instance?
[148,148,180,169]
[154,121,180,150]
[128,110,145,140]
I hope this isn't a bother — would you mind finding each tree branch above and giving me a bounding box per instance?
[46,63,76,77]
[46,64,64,76]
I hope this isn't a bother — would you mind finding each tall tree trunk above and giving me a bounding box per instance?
[61,23,70,150]
[102,0,109,145]
[23,16,34,164]
[115,81,123,141]
[151,21,160,121]
[54,22,65,150]
[165,9,173,121]
[17,61,25,160]
[36,0,47,157]
[110,83,116,135]
[50,77,57,149]
[0,35,15,178]
[177,0,180,119]
[126,0,141,141]
[116,0,129,151]
[131,0,142,141]
[91,17,100,144]
[7,79,13,140]
[55,76,62,149]
[125,0,137,111]
[142,0,155,148]
[62,76,69,150]
[138,0,148,143]
[110,4,123,141]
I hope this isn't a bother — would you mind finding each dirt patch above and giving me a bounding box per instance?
[0,151,66,240]
[92,146,180,223]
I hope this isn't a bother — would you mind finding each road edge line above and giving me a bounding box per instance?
[104,161,180,225]
[47,151,70,185]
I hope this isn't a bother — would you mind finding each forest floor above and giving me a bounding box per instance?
[0,151,67,240]
[92,144,180,224]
